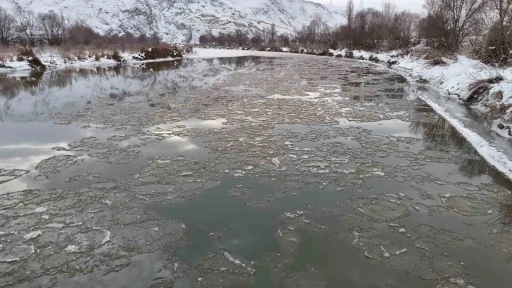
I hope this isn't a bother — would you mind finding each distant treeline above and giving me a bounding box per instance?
[0,6,161,48]
[199,0,512,66]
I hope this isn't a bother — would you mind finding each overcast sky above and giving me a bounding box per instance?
[311,0,425,12]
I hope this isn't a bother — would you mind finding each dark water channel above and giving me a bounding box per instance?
[1,56,511,288]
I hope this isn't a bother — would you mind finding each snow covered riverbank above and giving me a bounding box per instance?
[0,47,190,76]
[331,49,512,126]
[0,48,307,77]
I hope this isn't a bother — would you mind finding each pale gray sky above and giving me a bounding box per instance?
[311,0,425,12]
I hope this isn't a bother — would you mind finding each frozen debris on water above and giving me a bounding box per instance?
[399,228,406,233]
[271,157,280,169]
[284,212,297,219]
[234,170,245,177]
[103,200,112,207]
[23,230,42,240]
[174,263,179,271]
[395,248,408,255]
[380,246,390,258]
[93,227,111,245]
[45,223,65,229]
[287,226,295,231]
[303,219,312,224]
[448,278,475,288]
[102,231,111,244]
[244,166,254,170]
[223,251,255,274]
[278,228,283,237]
[34,207,48,213]
[65,245,79,253]
[0,258,20,263]
[389,223,401,227]
[180,172,193,176]
[415,244,430,251]
[364,251,374,259]
[352,230,362,246]
[296,211,304,215]
[20,245,35,254]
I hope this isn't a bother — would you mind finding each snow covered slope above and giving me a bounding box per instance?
[4,0,344,43]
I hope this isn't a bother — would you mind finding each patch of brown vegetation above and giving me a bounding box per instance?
[112,51,123,63]
[18,48,36,58]
[466,75,504,103]
[417,48,456,61]
[427,58,446,66]
[17,48,46,71]
[258,44,282,52]
[481,103,512,120]
[344,51,354,59]
[133,46,183,61]
[368,55,380,63]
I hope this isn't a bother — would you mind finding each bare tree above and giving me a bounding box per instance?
[490,0,512,59]
[15,7,39,46]
[424,0,485,51]
[269,24,277,43]
[346,0,355,27]
[38,11,67,45]
[0,7,16,45]
[382,0,397,39]
[251,32,264,47]
[388,11,419,49]
[66,21,101,46]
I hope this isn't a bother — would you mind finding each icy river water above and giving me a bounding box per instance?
[1,55,512,288]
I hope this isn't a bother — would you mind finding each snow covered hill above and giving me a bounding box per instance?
[4,0,344,43]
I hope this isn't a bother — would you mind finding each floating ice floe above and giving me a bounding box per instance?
[23,230,42,240]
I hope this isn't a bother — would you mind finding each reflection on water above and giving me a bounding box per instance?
[0,57,262,122]
[409,116,472,152]
[410,115,512,225]
[498,194,512,225]
[410,116,511,183]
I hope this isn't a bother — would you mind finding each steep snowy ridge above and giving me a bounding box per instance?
[4,0,343,43]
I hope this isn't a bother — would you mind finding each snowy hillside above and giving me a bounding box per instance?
[4,0,344,43]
